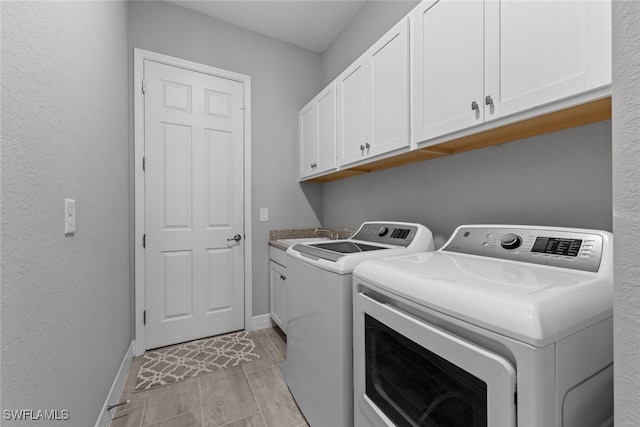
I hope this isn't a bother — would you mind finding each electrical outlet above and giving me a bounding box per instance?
[260,208,269,222]
[65,199,76,235]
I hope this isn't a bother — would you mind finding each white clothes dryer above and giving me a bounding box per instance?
[353,224,613,427]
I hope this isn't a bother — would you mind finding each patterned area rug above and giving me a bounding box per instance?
[135,331,260,392]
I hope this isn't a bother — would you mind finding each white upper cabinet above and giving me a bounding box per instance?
[299,101,317,178]
[369,17,411,158]
[299,82,337,180]
[411,0,612,145]
[411,0,485,143]
[316,85,338,175]
[337,60,368,166]
[485,0,611,119]
[299,0,611,181]
[338,17,410,167]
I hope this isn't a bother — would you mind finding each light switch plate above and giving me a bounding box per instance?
[65,199,76,235]
[259,208,269,222]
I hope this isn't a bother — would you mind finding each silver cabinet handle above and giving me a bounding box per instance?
[311,163,317,168]
[485,95,494,105]
[227,234,242,242]
[471,101,479,111]
[365,143,370,149]
[360,144,365,151]
[280,275,286,280]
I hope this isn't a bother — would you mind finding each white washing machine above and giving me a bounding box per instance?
[353,224,613,427]
[286,221,434,427]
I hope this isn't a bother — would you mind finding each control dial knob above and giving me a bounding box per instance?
[377,226,389,237]
[500,233,522,250]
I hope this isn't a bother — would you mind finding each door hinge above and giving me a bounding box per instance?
[143,234,146,248]
[142,156,146,171]
[143,310,146,325]
[141,79,146,94]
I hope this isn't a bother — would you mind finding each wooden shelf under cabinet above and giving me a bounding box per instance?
[307,96,611,183]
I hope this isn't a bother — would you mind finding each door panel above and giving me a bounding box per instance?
[205,90,232,116]
[204,249,232,312]
[500,1,584,101]
[269,260,287,332]
[145,60,244,349]
[162,251,193,319]
[369,18,410,156]
[485,1,589,119]
[163,81,192,112]
[316,85,337,173]
[411,0,484,144]
[162,124,192,229]
[205,129,232,227]
[299,103,317,178]
[338,60,368,167]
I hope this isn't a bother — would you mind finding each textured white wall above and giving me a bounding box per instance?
[1,1,130,425]
[612,1,640,424]
[128,1,325,316]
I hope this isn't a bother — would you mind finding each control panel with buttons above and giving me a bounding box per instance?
[351,222,418,247]
[441,226,605,272]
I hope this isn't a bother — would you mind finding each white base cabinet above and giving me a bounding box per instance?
[269,247,287,333]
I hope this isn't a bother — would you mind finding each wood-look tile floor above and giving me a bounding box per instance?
[109,327,308,427]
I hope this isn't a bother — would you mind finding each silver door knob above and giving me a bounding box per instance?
[227,234,242,242]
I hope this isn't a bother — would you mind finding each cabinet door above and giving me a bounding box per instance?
[299,101,317,179]
[484,0,611,120]
[411,0,484,145]
[269,260,287,332]
[316,83,337,174]
[337,59,369,167]
[369,17,411,157]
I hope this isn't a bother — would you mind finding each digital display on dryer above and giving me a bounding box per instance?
[531,237,582,257]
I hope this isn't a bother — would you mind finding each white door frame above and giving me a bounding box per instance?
[133,48,252,357]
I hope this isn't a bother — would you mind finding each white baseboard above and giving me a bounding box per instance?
[95,341,134,427]
[251,314,272,331]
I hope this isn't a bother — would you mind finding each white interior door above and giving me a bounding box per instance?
[144,59,245,350]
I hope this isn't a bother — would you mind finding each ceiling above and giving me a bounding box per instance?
[166,1,368,53]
